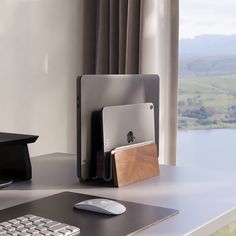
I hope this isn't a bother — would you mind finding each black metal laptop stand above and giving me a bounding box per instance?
[0,132,38,187]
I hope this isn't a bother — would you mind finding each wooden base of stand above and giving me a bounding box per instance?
[112,143,159,187]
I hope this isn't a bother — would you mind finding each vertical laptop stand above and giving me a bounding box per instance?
[0,132,38,180]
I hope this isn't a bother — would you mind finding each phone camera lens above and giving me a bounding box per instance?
[150,105,153,110]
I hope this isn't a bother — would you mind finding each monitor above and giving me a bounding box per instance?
[77,74,159,181]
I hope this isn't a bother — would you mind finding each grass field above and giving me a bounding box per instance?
[178,76,236,129]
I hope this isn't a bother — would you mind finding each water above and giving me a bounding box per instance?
[177,129,236,172]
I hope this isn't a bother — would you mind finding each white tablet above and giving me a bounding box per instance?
[102,103,155,153]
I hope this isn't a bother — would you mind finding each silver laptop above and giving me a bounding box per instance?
[77,74,159,181]
[102,103,155,153]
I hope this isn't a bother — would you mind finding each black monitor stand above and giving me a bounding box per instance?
[0,132,38,188]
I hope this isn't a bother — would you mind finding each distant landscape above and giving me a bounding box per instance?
[178,35,236,129]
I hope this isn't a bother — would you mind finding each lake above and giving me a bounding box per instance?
[177,129,236,172]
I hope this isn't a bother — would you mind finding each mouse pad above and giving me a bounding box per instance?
[0,191,178,236]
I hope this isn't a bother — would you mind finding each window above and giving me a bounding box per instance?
[177,0,236,172]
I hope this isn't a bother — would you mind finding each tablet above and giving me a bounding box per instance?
[102,103,155,153]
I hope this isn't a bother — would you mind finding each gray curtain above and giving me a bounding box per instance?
[139,0,179,165]
[82,0,179,165]
[82,0,141,74]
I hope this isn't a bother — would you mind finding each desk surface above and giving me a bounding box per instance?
[1,153,236,236]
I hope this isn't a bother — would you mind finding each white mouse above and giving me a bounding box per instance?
[74,198,126,215]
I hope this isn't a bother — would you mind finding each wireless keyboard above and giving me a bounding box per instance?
[0,214,80,235]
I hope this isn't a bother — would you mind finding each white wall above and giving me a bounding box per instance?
[0,0,83,156]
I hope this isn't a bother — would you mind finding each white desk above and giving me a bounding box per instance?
[1,153,236,235]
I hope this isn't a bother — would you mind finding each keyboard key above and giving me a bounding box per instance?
[18,233,31,236]
[15,228,28,233]
[8,219,19,224]
[35,226,47,231]
[59,229,73,236]
[21,220,32,226]
[66,226,80,233]
[7,230,18,235]
[40,219,52,224]
[48,223,67,232]
[4,226,15,231]
[25,224,36,230]
[24,214,35,219]
[54,233,64,236]
[33,222,44,227]
[28,216,42,222]
[40,230,52,235]
[0,222,11,227]
[45,221,60,228]
[16,217,28,222]
[12,223,24,229]
[27,229,39,234]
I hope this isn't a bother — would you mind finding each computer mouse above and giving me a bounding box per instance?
[74,198,126,215]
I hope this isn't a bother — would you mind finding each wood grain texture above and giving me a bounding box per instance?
[113,143,159,187]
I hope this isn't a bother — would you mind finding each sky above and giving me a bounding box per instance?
[180,0,236,39]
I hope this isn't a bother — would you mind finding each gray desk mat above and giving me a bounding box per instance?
[0,192,178,236]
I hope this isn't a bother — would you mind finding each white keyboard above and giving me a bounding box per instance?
[0,214,80,236]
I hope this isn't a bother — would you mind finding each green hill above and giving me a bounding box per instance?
[179,35,236,79]
[179,56,236,78]
[178,35,236,129]
[178,76,236,129]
